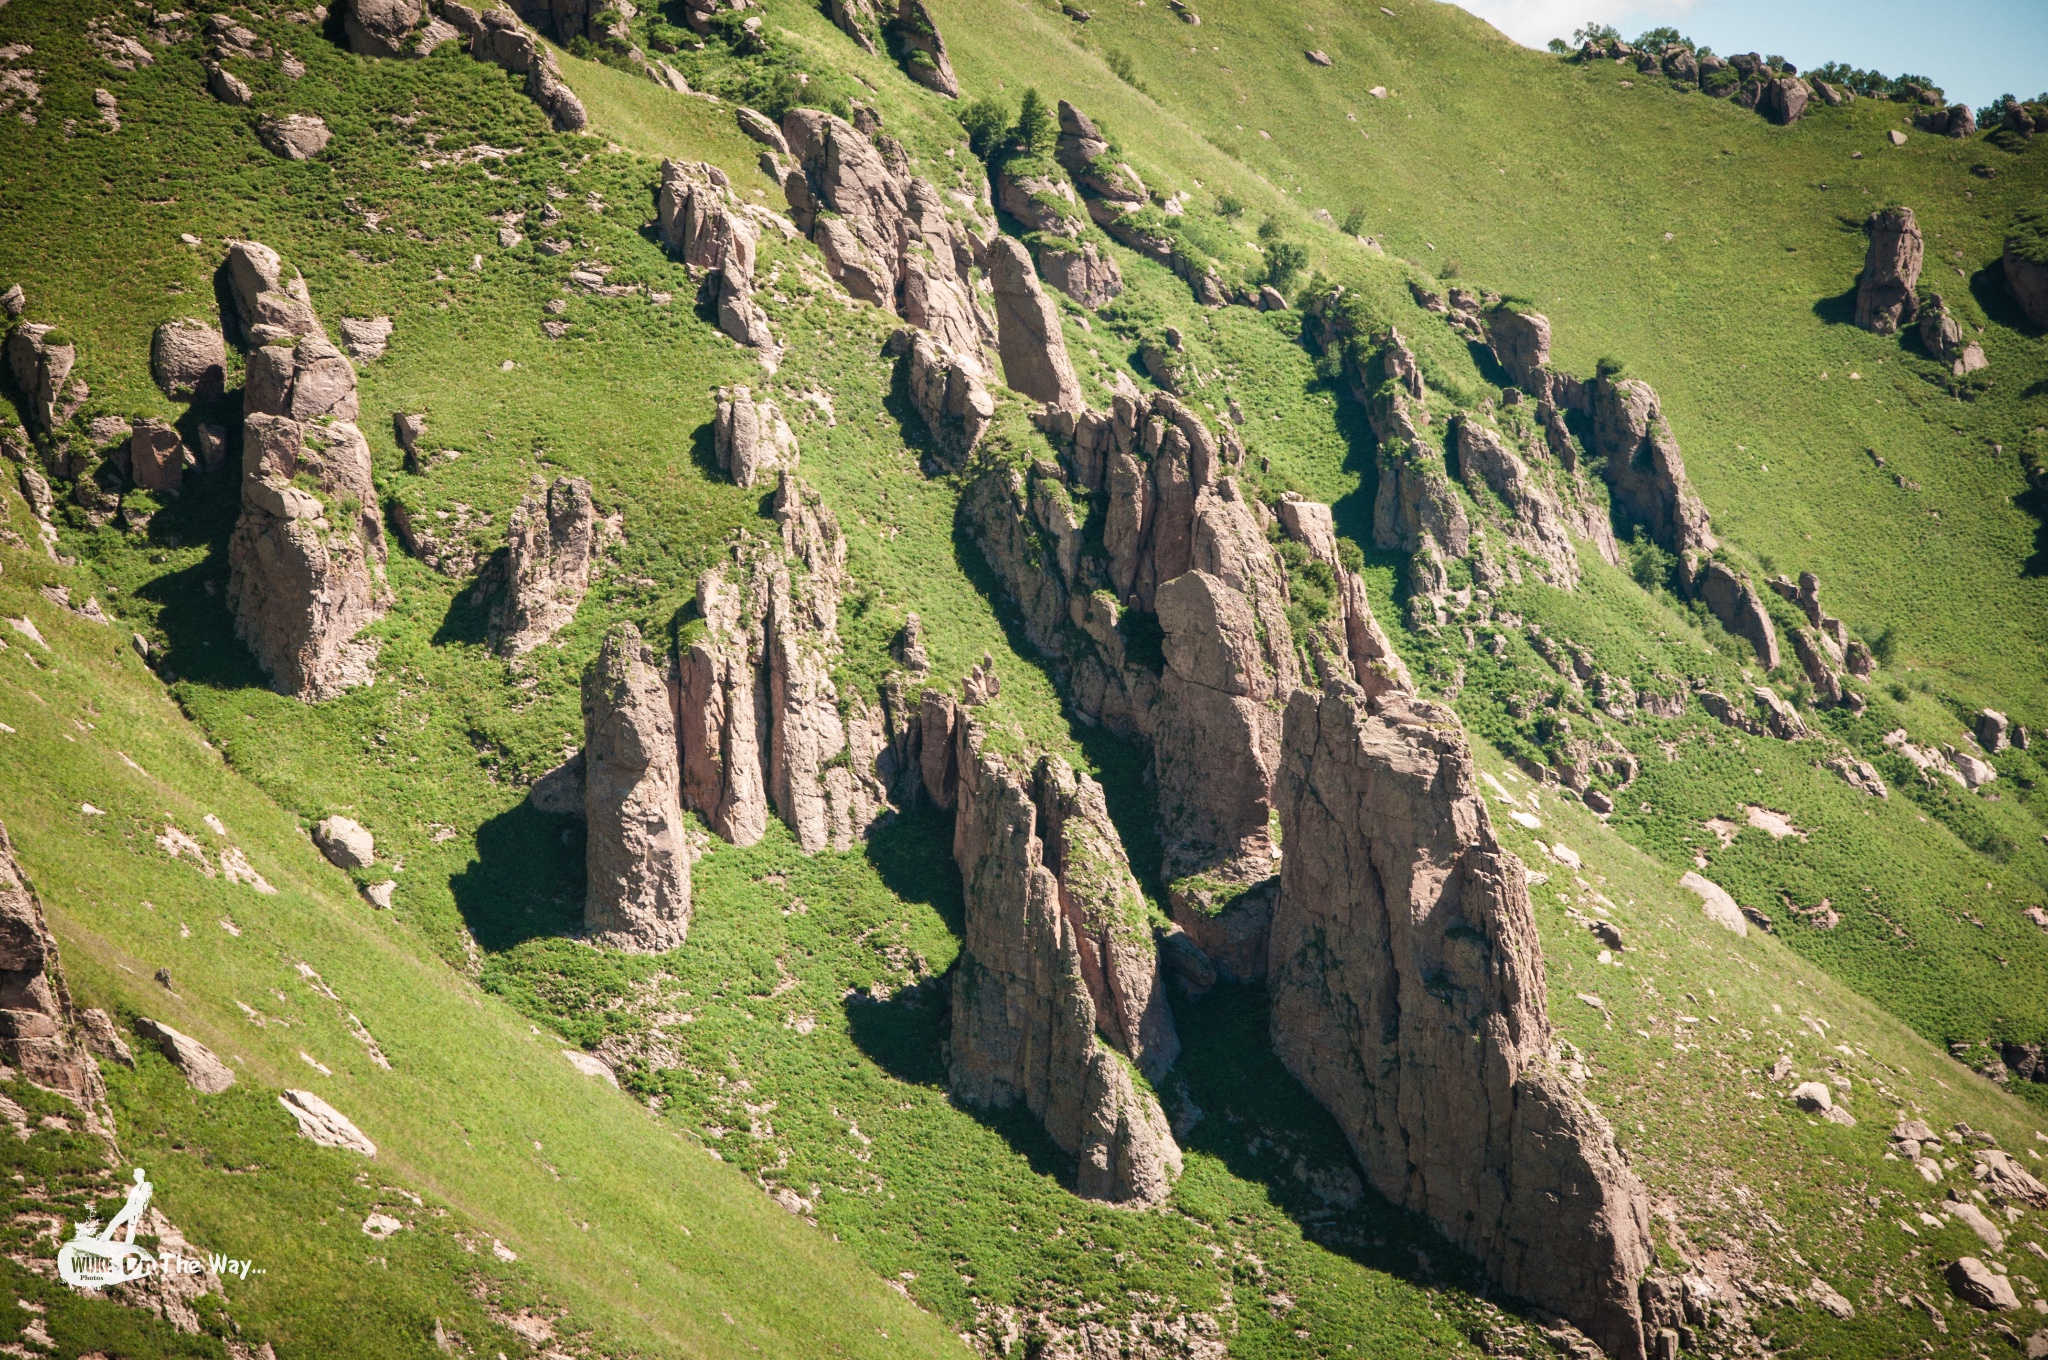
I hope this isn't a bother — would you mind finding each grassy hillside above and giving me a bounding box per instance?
[2,0,2047,1356]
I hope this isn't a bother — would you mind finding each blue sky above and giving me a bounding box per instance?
[1457,0,2048,108]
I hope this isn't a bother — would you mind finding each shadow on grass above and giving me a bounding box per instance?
[865,803,964,939]
[1811,284,1859,328]
[1970,259,2043,338]
[448,800,586,952]
[2020,475,2048,579]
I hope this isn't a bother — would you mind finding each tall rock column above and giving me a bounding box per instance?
[225,251,390,702]
[940,697,1182,1205]
[1855,206,1922,335]
[1590,376,1715,558]
[583,623,691,952]
[1268,682,1653,1360]
[489,475,603,662]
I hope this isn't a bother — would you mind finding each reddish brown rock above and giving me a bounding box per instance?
[127,418,186,495]
[987,236,1083,410]
[222,239,319,344]
[713,387,799,489]
[4,321,78,434]
[1269,683,1653,1359]
[150,319,226,400]
[1693,561,1780,670]
[0,821,106,1105]
[891,0,958,98]
[583,622,691,952]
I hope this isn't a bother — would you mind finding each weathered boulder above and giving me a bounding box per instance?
[127,418,186,496]
[1976,708,2011,754]
[441,2,588,131]
[136,1017,236,1093]
[1031,238,1123,308]
[1372,438,1468,560]
[1758,75,1809,124]
[1055,101,1148,213]
[489,475,602,662]
[150,319,226,400]
[828,0,879,51]
[1591,376,1715,557]
[2002,232,2048,329]
[1976,1149,2048,1207]
[343,0,424,56]
[944,704,1182,1205]
[1946,1257,2019,1311]
[0,821,106,1104]
[227,409,387,701]
[1790,627,1842,705]
[256,113,332,161]
[1917,293,1988,374]
[338,316,393,363]
[1855,207,1922,335]
[891,0,958,97]
[1269,683,1653,1359]
[582,622,691,952]
[222,239,319,344]
[679,476,905,854]
[1751,685,1805,740]
[245,333,360,423]
[895,328,994,463]
[1693,561,1780,669]
[997,166,1086,240]
[712,387,799,489]
[1487,308,1550,393]
[5,321,79,433]
[313,815,376,869]
[657,160,755,274]
[207,62,253,106]
[987,236,1083,410]
[735,106,789,156]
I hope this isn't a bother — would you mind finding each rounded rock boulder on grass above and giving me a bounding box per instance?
[150,318,226,400]
[313,815,376,869]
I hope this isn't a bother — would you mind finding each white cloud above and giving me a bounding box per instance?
[1454,0,1703,51]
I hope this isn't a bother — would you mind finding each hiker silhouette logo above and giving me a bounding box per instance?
[58,1167,156,1288]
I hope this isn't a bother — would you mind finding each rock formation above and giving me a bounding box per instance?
[1855,207,1922,335]
[582,622,691,952]
[827,0,880,52]
[126,418,187,495]
[1031,239,1123,308]
[1590,376,1716,558]
[313,815,376,869]
[657,160,777,363]
[5,319,79,433]
[1758,75,1809,124]
[1273,495,1413,695]
[1917,294,1988,374]
[679,475,911,854]
[2007,228,2048,329]
[343,0,425,57]
[150,319,226,400]
[1451,416,1583,586]
[889,0,958,98]
[1054,102,1149,219]
[0,821,107,1106]
[441,2,588,132]
[489,475,602,662]
[226,258,389,702]
[935,697,1182,1205]
[1693,560,1780,670]
[712,387,799,489]
[256,113,332,161]
[890,326,994,464]
[987,236,1083,411]
[136,1017,237,1093]
[779,108,990,366]
[1268,682,1653,1360]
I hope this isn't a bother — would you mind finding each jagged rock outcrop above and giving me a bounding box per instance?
[657,159,777,363]
[712,387,799,489]
[679,475,910,854]
[1032,239,1123,308]
[488,475,600,662]
[5,320,79,433]
[503,0,632,43]
[0,821,106,1105]
[1274,495,1412,695]
[256,113,333,162]
[2007,229,2048,329]
[1054,101,1149,216]
[127,418,186,495]
[890,0,958,98]
[150,319,226,400]
[890,327,994,464]
[1452,416,1582,586]
[1269,683,1653,1359]
[1916,294,1987,374]
[988,236,1083,410]
[1790,626,1844,705]
[441,1,588,132]
[997,165,1086,240]
[828,0,880,52]
[1693,560,1780,670]
[222,238,319,344]
[1590,375,1715,557]
[1487,307,1551,392]
[227,265,389,702]
[1758,75,1809,124]
[939,699,1182,1205]
[779,107,989,365]
[582,622,691,952]
[1855,207,1922,335]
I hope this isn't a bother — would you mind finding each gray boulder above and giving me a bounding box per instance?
[343,0,424,56]
[313,815,376,869]
[222,239,319,344]
[256,113,332,161]
[136,1017,236,1093]
[489,476,602,662]
[891,0,958,98]
[1030,239,1122,308]
[987,237,1083,410]
[1946,1256,2019,1311]
[4,322,79,433]
[897,329,994,463]
[1855,207,1922,335]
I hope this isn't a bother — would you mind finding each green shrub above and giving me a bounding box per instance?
[1104,48,1144,92]
[1595,355,1627,379]
[1264,240,1309,291]
[1216,191,1245,218]
[1015,87,1057,158]
[1339,206,1366,235]
[959,95,1011,160]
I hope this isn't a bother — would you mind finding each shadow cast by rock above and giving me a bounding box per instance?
[447,799,587,953]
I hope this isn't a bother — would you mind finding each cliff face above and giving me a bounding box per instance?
[0,820,105,1106]
[1267,682,1653,1360]
[935,694,1182,1206]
